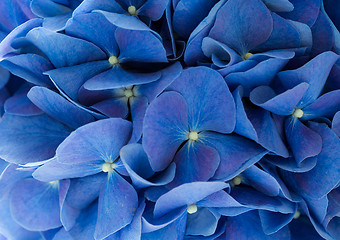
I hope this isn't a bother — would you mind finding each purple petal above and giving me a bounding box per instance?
[332,111,340,136]
[139,0,169,21]
[280,0,320,26]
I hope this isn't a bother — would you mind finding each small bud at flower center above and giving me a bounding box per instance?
[102,162,114,172]
[293,108,304,118]
[128,6,137,16]
[232,176,242,186]
[124,89,134,98]
[293,210,301,219]
[243,52,253,60]
[109,56,119,66]
[188,131,199,141]
[187,203,197,214]
[49,180,59,187]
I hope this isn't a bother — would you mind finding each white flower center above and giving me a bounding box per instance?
[108,56,119,66]
[128,6,137,16]
[124,89,134,98]
[102,162,114,172]
[242,52,253,60]
[187,203,197,214]
[293,210,301,219]
[188,131,199,141]
[293,108,304,118]
[232,176,242,186]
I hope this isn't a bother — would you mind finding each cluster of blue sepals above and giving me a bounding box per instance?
[0,0,339,239]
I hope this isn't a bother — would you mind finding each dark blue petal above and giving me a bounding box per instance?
[143,91,188,171]
[92,97,128,118]
[280,0,320,26]
[0,114,71,164]
[332,111,340,136]
[138,0,169,21]
[259,209,295,234]
[30,0,71,17]
[185,208,220,236]
[262,0,294,12]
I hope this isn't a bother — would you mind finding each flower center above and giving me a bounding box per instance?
[188,131,199,141]
[124,89,134,98]
[102,162,114,172]
[49,180,59,187]
[187,203,197,214]
[232,176,242,186]
[128,6,137,16]
[292,108,304,118]
[108,56,119,66]
[293,210,301,219]
[242,52,253,60]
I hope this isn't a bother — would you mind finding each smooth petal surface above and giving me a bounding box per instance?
[289,123,340,199]
[0,114,71,164]
[154,181,228,218]
[95,171,138,240]
[250,83,309,116]
[28,86,94,129]
[200,131,267,180]
[120,144,175,189]
[26,27,106,68]
[209,0,273,55]
[56,118,132,164]
[185,208,220,236]
[168,67,235,133]
[9,178,61,231]
[285,117,322,165]
[143,91,188,171]
[171,142,220,186]
[129,97,148,143]
[278,51,339,108]
[83,66,161,91]
[332,111,340,136]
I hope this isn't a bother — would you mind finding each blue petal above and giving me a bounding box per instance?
[30,0,71,17]
[129,97,148,143]
[200,131,267,180]
[250,83,309,116]
[26,27,107,68]
[0,54,53,87]
[277,51,339,108]
[120,144,175,189]
[83,66,161,91]
[154,181,228,218]
[65,12,119,56]
[95,171,138,239]
[185,207,220,236]
[288,122,340,199]
[171,142,220,186]
[332,111,340,136]
[92,97,128,118]
[259,209,295,234]
[56,118,132,164]
[285,117,322,165]
[73,0,125,16]
[302,90,340,120]
[168,67,235,133]
[138,0,169,21]
[46,61,111,101]
[9,178,61,231]
[28,86,95,129]
[280,0,320,26]
[0,114,71,164]
[209,0,273,55]
[143,91,188,171]
[43,13,72,31]
[4,85,42,116]
[262,0,294,12]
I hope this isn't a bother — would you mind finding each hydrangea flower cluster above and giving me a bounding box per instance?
[0,0,339,239]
